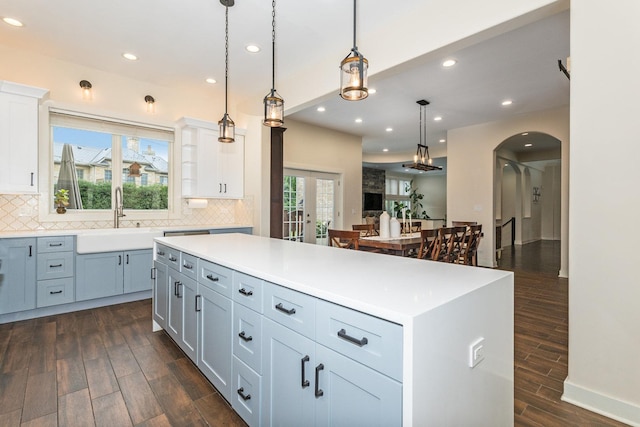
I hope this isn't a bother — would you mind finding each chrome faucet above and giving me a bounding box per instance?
[114,186,126,228]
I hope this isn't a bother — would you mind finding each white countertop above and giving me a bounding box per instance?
[155,233,513,326]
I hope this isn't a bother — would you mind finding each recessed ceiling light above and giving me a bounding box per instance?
[433,116,442,121]
[501,100,513,106]
[355,118,363,123]
[522,132,529,136]
[316,106,326,112]
[122,53,138,61]
[245,44,261,53]
[385,127,393,132]
[382,148,389,152]
[3,17,24,27]
[442,59,457,67]
[368,88,377,94]
[205,78,217,84]
[525,143,533,147]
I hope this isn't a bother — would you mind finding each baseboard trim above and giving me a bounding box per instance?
[562,379,640,426]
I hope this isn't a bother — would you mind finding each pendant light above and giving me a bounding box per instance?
[218,0,235,143]
[263,0,284,127]
[402,100,443,172]
[340,0,368,101]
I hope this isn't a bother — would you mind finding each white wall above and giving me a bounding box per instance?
[414,174,446,220]
[282,119,363,230]
[541,164,561,240]
[563,2,640,424]
[447,107,569,268]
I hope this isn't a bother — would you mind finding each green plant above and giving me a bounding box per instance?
[54,188,69,207]
[405,180,430,219]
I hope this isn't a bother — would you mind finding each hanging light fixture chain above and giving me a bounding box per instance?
[224,4,229,115]
[352,0,357,51]
[271,0,276,92]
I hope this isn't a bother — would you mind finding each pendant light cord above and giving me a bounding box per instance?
[271,0,276,93]
[352,0,357,51]
[224,4,229,116]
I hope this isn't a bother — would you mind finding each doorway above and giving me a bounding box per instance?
[283,169,338,245]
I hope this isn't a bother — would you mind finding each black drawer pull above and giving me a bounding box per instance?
[157,250,165,256]
[50,290,63,295]
[195,295,201,312]
[206,274,219,282]
[176,282,183,298]
[337,329,369,347]
[49,243,63,247]
[49,263,63,268]
[301,355,310,388]
[275,303,296,315]
[238,288,253,297]
[315,364,324,397]
[168,255,177,262]
[237,387,251,401]
[183,262,193,270]
[238,331,252,342]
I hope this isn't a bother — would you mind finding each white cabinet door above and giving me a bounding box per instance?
[180,274,198,361]
[262,318,316,427]
[217,133,244,199]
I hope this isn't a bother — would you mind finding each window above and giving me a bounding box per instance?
[385,176,412,215]
[50,111,173,212]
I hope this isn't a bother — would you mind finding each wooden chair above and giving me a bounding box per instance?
[328,229,360,250]
[452,221,477,227]
[417,229,439,260]
[352,223,376,237]
[450,225,483,266]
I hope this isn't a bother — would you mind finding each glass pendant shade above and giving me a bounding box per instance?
[264,92,284,127]
[218,113,235,143]
[340,54,368,101]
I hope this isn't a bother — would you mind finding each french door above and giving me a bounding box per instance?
[283,169,337,245]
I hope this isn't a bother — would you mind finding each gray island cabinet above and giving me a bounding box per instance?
[153,233,514,427]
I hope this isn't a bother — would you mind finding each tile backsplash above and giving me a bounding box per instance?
[0,194,253,232]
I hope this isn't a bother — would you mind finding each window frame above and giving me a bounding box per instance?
[38,101,181,223]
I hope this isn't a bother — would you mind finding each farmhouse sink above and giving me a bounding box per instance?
[76,227,164,254]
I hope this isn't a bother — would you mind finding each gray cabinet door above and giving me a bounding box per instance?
[0,238,36,314]
[262,317,315,427]
[123,249,152,293]
[197,283,233,402]
[153,261,168,329]
[314,344,402,427]
[180,274,198,361]
[167,267,183,343]
[75,252,123,301]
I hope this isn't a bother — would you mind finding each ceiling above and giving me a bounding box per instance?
[1,1,569,174]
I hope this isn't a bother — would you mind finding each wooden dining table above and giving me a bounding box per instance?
[358,233,423,257]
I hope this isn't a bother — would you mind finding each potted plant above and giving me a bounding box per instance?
[54,188,69,214]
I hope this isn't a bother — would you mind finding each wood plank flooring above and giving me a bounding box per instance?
[0,240,630,426]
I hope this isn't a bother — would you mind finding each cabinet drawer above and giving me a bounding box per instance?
[180,252,198,280]
[316,299,403,382]
[38,236,74,253]
[233,272,263,313]
[263,282,315,339]
[37,251,74,280]
[233,303,262,373]
[155,243,180,270]
[232,356,261,427]
[198,258,232,298]
[37,277,74,307]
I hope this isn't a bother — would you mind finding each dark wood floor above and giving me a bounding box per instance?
[499,241,628,426]
[0,241,629,426]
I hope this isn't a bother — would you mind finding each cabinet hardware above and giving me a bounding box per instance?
[238,288,253,296]
[50,290,63,295]
[219,183,222,193]
[275,302,296,315]
[29,245,32,257]
[301,355,310,388]
[195,295,201,312]
[30,172,34,186]
[151,267,156,280]
[126,254,129,264]
[206,274,219,282]
[49,264,63,268]
[157,250,165,256]
[118,255,122,265]
[224,183,227,193]
[315,364,324,397]
[174,281,179,296]
[169,255,177,262]
[176,282,183,298]
[183,262,193,270]
[49,243,63,247]
[337,329,369,347]
[238,331,252,342]
[237,387,251,401]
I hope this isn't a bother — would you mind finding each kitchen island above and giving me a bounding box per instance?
[154,233,513,426]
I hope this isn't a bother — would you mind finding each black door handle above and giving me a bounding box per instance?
[275,302,296,315]
[238,288,253,296]
[315,364,324,397]
[301,355,310,388]
[237,387,251,401]
[206,274,219,282]
[238,331,252,342]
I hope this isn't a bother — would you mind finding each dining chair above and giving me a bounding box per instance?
[417,229,439,260]
[352,223,376,237]
[452,221,477,227]
[328,229,360,250]
[465,224,483,266]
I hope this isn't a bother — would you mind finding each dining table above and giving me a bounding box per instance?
[358,232,423,257]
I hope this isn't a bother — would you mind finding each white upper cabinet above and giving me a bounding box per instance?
[179,117,244,199]
[0,81,48,194]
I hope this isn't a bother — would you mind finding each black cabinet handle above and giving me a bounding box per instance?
[301,355,310,388]
[238,331,252,342]
[195,295,201,312]
[49,264,63,268]
[206,274,219,282]
[183,262,193,270]
[337,329,369,347]
[224,183,227,193]
[275,302,296,315]
[237,387,251,401]
[29,245,32,257]
[315,364,324,397]
[30,172,34,186]
[157,250,165,256]
[176,282,183,298]
[174,281,179,296]
[151,267,156,279]
[219,183,222,193]
[169,255,177,262]
[50,290,63,295]
[49,243,63,247]
[118,255,122,265]
[238,288,253,297]
[126,254,129,264]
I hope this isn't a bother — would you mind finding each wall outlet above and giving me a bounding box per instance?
[469,337,485,368]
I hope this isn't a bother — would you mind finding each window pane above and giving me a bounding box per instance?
[121,136,169,210]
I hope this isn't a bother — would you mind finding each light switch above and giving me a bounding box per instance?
[469,337,485,368]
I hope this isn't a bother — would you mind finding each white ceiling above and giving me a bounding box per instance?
[1,1,569,174]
